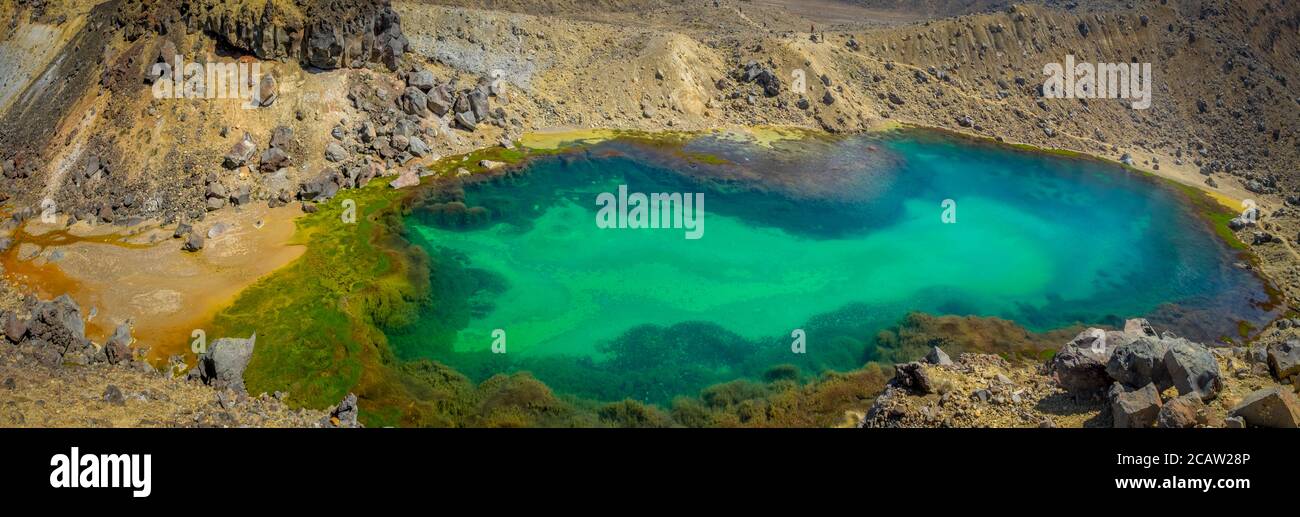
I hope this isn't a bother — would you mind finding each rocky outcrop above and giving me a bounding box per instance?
[737,61,782,97]
[118,0,409,71]
[0,295,143,370]
[865,318,1269,428]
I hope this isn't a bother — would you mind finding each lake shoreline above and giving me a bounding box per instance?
[2,124,1290,427]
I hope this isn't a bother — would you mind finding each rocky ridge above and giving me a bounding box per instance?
[862,319,1300,428]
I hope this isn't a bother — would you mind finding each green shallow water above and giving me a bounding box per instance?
[387,130,1275,404]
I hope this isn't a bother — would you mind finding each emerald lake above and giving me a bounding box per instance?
[387,129,1276,404]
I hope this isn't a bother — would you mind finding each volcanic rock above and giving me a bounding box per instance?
[1164,339,1222,400]
[1228,387,1300,428]
[1267,340,1300,381]
[1107,337,1173,391]
[1109,382,1162,428]
[223,133,257,169]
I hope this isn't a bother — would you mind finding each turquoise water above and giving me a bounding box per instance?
[388,130,1275,403]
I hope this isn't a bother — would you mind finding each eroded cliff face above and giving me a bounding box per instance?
[115,0,409,70]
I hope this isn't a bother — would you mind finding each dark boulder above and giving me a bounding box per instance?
[254,73,278,107]
[739,61,782,97]
[892,362,932,394]
[1164,339,1222,400]
[1107,337,1173,391]
[400,86,430,117]
[454,110,478,131]
[427,86,452,116]
[468,87,491,121]
[1123,318,1157,337]
[206,181,228,200]
[298,170,340,202]
[408,136,431,157]
[172,222,191,239]
[407,69,436,92]
[1050,328,1113,395]
[259,147,292,172]
[25,296,92,362]
[230,184,252,207]
[103,385,126,406]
